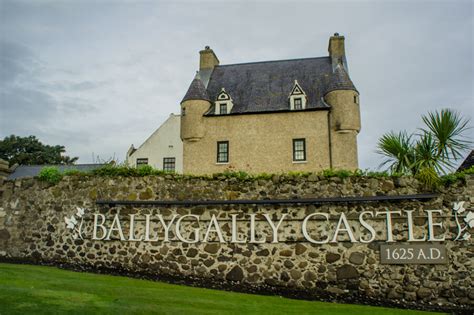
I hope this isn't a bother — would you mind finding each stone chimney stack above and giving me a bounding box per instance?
[199,46,219,71]
[328,33,348,71]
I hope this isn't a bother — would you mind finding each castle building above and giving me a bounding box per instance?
[180,33,361,175]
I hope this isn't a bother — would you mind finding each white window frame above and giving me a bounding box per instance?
[215,88,233,115]
[289,80,307,110]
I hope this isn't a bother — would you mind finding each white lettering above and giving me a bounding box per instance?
[230,214,246,243]
[426,210,445,241]
[264,213,287,243]
[128,214,143,241]
[359,211,376,243]
[417,248,428,260]
[376,210,401,242]
[302,213,329,244]
[175,214,200,244]
[203,214,225,243]
[331,213,357,243]
[157,214,178,242]
[92,214,107,240]
[430,248,441,259]
[250,214,265,243]
[405,210,426,242]
[144,214,158,241]
[106,214,125,241]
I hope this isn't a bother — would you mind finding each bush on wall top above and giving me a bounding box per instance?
[34,163,474,188]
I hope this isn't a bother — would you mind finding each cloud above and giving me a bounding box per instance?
[0,1,472,168]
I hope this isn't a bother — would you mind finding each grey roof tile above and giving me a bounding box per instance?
[181,73,210,103]
[7,164,105,180]
[457,150,474,172]
[194,56,357,115]
[326,64,358,94]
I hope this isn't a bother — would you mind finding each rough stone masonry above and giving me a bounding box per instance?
[0,174,473,312]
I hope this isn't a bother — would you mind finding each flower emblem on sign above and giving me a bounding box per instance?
[453,201,473,241]
[64,207,86,240]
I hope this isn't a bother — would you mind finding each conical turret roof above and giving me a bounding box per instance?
[181,72,210,103]
[325,64,358,94]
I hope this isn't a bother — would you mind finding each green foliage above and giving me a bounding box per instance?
[62,169,84,176]
[38,167,63,185]
[137,165,155,176]
[377,109,472,186]
[215,170,251,180]
[36,162,472,187]
[377,131,415,174]
[0,135,78,166]
[421,109,471,163]
[320,169,352,178]
[440,166,474,186]
[415,167,440,189]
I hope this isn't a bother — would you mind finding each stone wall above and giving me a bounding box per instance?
[0,174,473,312]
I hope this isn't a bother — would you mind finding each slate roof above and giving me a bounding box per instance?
[181,56,357,115]
[182,73,210,102]
[7,164,105,180]
[326,64,357,94]
[457,150,474,172]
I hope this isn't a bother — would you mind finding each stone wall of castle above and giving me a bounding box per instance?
[0,174,473,312]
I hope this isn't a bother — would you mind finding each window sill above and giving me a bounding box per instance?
[216,162,229,165]
[292,160,307,164]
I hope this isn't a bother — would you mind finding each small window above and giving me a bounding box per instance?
[219,103,227,114]
[181,107,186,116]
[354,95,359,104]
[294,98,302,110]
[136,158,148,166]
[293,139,306,161]
[217,141,229,163]
[163,157,176,172]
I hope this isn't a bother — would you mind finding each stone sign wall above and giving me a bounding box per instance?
[0,174,473,312]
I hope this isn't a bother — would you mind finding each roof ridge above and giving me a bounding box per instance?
[217,56,330,68]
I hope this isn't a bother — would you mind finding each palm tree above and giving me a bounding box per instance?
[377,109,471,177]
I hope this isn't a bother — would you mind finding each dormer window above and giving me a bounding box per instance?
[289,80,307,110]
[219,103,227,114]
[215,88,234,115]
[294,98,302,110]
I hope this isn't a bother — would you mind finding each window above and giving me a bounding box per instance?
[219,103,227,114]
[163,157,176,172]
[136,158,148,166]
[294,98,302,110]
[215,88,234,115]
[289,80,307,110]
[181,107,186,116]
[354,95,359,105]
[293,139,306,161]
[217,141,229,163]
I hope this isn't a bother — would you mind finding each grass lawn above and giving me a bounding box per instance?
[0,263,444,315]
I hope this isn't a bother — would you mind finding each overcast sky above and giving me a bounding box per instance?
[1,0,473,170]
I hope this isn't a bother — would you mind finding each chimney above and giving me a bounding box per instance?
[328,33,348,72]
[199,46,219,70]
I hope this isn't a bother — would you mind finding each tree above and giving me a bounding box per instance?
[377,109,471,178]
[0,135,79,166]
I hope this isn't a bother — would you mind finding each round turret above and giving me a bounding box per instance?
[180,73,211,141]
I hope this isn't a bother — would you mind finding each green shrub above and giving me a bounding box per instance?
[440,165,474,186]
[415,167,440,188]
[137,165,154,176]
[63,169,84,176]
[38,167,63,184]
[320,169,352,178]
